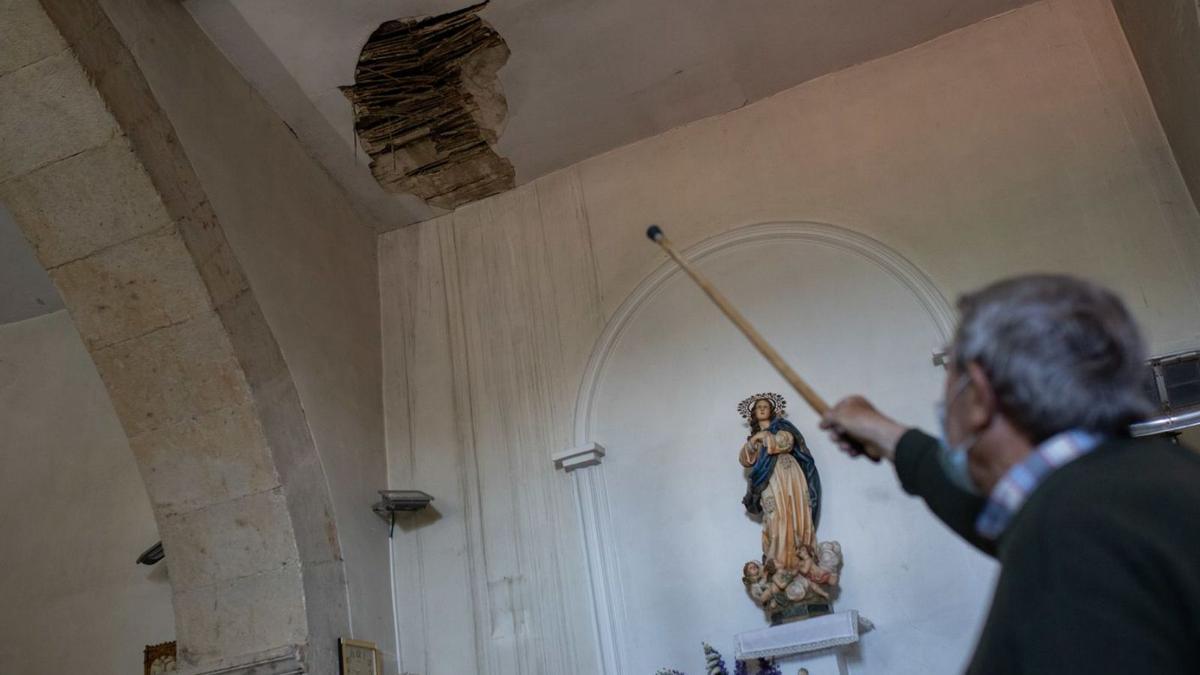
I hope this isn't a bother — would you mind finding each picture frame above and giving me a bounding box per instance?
[143,641,177,675]
[339,638,382,675]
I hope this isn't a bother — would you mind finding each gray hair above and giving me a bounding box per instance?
[952,274,1153,442]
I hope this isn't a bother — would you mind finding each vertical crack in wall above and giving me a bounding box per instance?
[341,2,515,210]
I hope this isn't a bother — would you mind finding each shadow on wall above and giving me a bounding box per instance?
[0,203,63,324]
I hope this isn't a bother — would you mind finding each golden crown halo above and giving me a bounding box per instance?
[738,392,787,419]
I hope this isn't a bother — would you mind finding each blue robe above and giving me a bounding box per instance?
[742,418,822,529]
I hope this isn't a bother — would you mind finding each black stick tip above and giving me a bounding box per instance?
[646,225,664,242]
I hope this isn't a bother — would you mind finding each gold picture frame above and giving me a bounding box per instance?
[339,638,382,675]
[143,641,177,675]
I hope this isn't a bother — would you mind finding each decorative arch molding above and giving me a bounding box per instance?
[561,221,953,674]
[572,221,955,446]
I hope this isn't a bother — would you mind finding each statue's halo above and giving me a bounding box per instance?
[738,392,788,419]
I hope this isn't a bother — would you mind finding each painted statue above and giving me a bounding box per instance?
[738,393,842,622]
[738,393,821,569]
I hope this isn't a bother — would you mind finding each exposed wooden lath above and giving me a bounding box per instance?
[341,2,514,210]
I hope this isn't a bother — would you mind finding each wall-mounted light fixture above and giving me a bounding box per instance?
[931,349,950,368]
[1133,349,1200,438]
[137,541,164,565]
[373,490,434,537]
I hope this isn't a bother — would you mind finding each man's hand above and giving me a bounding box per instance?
[819,396,909,463]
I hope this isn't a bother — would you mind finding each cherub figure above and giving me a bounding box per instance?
[785,573,828,603]
[743,560,771,607]
[798,545,838,587]
[743,558,798,612]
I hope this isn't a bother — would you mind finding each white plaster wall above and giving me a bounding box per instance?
[582,0,1200,356]
[380,0,1200,673]
[0,311,175,674]
[1113,0,1200,211]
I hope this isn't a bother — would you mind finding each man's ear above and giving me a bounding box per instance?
[964,361,996,433]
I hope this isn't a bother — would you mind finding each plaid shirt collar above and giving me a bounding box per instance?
[975,429,1105,540]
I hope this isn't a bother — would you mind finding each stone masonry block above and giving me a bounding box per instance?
[215,289,287,391]
[0,0,67,77]
[0,49,116,182]
[0,137,172,267]
[175,200,251,309]
[128,401,280,516]
[160,487,299,590]
[278,453,342,566]
[50,226,212,350]
[173,563,307,668]
[194,235,250,311]
[253,375,322,483]
[92,310,252,437]
[299,558,351,674]
[175,199,231,265]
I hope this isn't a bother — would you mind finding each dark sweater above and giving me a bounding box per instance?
[893,429,1200,674]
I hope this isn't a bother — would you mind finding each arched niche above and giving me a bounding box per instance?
[572,222,996,674]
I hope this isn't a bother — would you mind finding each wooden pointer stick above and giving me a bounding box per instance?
[645,225,876,460]
[646,225,831,416]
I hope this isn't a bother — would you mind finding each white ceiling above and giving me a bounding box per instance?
[184,0,1036,229]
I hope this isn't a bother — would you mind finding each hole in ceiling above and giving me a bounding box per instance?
[341,1,514,210]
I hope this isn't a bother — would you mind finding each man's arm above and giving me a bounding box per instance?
[821,396,994,557]
[892,429,994,556]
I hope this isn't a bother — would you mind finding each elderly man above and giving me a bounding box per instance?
[820,274,1200,674]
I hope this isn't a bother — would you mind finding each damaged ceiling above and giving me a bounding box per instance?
[184,0,1038,229]
[341,2,514,209]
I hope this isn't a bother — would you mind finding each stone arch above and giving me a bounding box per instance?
[0,2,347,673]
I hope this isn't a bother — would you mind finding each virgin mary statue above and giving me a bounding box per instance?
[738,392,822,571]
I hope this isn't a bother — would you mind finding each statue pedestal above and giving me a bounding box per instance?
[770,602,831,625]
[734,610,870,675]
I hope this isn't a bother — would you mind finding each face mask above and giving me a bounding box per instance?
[935,375,982,495]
